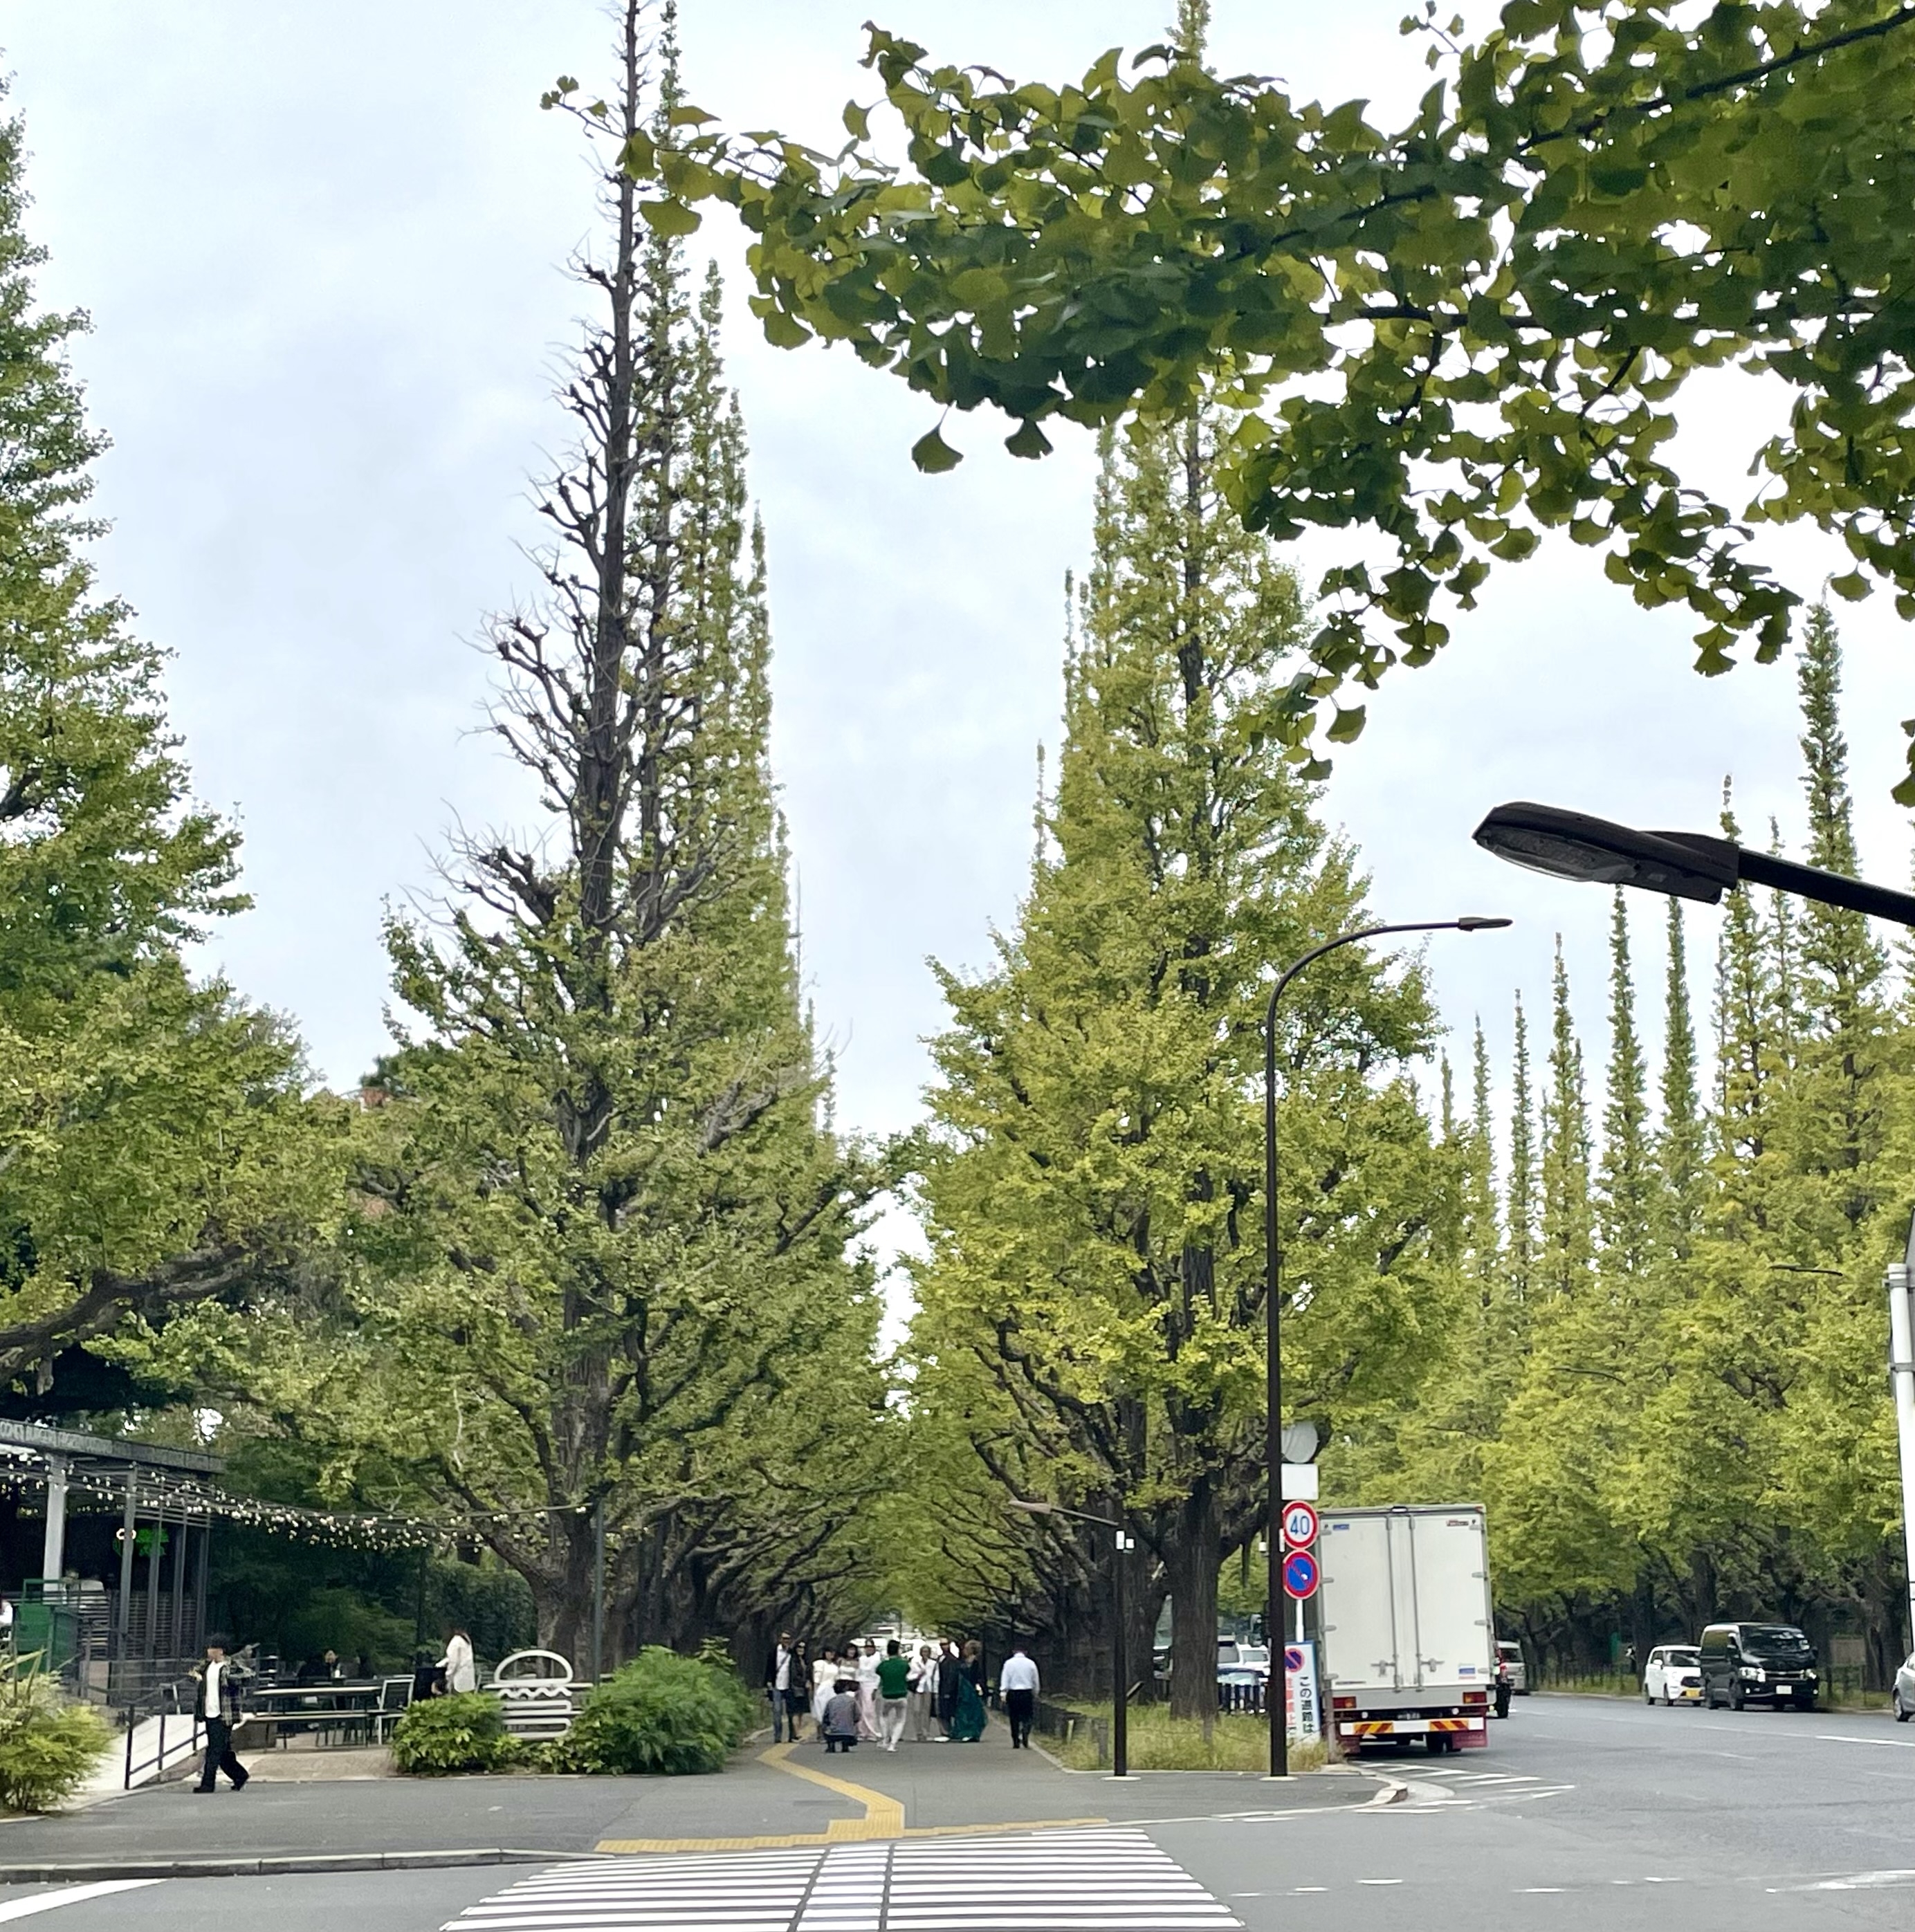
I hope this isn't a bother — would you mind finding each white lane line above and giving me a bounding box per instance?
[1815,1733,1915,1750]
[0,1884,161,1924]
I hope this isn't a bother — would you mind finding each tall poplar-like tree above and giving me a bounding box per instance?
[1597,896,1653,1281]
[317,3,882,1660]
[910,403,1450,1716]
[1505,996,1536,1304]
[1539,944,1594,1299]
[1656,903,1705,1263]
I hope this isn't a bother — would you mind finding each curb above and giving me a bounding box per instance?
[0,1848,594,1884]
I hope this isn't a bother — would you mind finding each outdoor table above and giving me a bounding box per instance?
[242,1680,383,1748]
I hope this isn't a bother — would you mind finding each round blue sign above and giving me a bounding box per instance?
[1283,1645,1305,1674]
[1282,1548,1319,1600]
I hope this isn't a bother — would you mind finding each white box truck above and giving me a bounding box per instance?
[1317,1503,1495,1753]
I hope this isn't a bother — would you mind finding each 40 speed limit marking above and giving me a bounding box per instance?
[1281,1500,1319,1548]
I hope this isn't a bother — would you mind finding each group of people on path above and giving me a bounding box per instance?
[765,1634,1041,1752]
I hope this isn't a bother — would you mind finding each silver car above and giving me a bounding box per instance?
[1896,1651,1915,1722]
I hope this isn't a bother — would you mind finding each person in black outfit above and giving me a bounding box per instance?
[933,1639,962,1738]
[190,1636,250,1793]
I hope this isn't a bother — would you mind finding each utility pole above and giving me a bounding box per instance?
[1888,1218,1915,1653]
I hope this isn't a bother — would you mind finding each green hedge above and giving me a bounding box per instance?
[390,1691,512,1775]
[558,1646,755,1776]
[0,1659,111,1811]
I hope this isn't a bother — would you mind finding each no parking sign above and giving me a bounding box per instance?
[1285,1639,1320,1742]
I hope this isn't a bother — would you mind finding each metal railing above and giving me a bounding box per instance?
[121,1681,202,1790]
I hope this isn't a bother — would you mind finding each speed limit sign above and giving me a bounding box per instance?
[1281,1501,1319,1548]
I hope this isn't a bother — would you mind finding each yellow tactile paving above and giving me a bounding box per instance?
[592,1740,1107,1853]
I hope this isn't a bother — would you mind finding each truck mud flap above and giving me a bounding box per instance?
[1337,1718,1489,1746]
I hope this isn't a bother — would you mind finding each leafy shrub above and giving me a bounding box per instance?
[560,1646,754,1776]
[0,1658,111,1811]
[390,1691,512,1775]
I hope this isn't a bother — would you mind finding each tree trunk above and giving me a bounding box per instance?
[1165,1484,1220,1722]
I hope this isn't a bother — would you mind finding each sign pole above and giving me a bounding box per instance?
[1889,1249,1915,1653]
[1111,1530,1128,1779]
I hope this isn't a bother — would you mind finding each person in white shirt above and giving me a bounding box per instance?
[854,1639,882,1741]
[439,1627,477,1695]
[906,1643,938,1742]
[999,1642,1041,1749]
[191,1637,250,1792]
[765,1632,798,1742]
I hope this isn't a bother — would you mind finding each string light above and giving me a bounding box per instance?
[0,1448,601,1554]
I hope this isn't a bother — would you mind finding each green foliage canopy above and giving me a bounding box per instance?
[0,84,338,1395]
[619,0,1915,795]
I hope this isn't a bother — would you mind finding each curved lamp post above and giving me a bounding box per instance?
[1007,1498,1134,1777]
[1474,797,1915,1659]
[1265,916,1511,1780]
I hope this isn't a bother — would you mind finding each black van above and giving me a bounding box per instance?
[1698,1622,1819,1711]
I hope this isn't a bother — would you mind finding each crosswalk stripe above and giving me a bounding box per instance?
[442,1829,1240,1932]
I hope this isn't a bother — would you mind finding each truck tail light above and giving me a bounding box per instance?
[1332,1695,1356,1711]
[1462,1690,1487,1705]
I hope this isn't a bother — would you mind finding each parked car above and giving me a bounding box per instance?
[1496,1639,1528,1695]
[1894,1651,1915,1722]
[1698,1621,1819,1711]
[1642,1644,1703,1705]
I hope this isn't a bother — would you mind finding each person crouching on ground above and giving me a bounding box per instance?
[191,1635,250,1793]
[823,1677,861,1754]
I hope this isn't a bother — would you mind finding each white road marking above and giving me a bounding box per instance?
[0,1884,161,1923]
[1769,1869,1915,1892]
[1815,1733,1915,1750]
[445,1830,1242,1932]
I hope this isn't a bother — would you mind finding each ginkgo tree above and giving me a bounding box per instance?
[597,0,1915,794]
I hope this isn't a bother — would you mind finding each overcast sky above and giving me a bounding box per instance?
[7,1,1910,1283]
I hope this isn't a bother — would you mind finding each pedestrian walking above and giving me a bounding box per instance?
[875,1639,913,1751]
[439,1626,476,1695]
[822,1677,860,1754]
[906,1642,937,1742]
[854,1639,881,1741]
[1000,1641,1039,1749]
[785,1640,811,1742]
[190,1635,250,1794]
[949,1641,988,1742]
[933,1638,962,1740]
[765,1631,800,1742]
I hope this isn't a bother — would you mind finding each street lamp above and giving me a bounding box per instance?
[1472,800,1915,926]
[1007,1498,1135,1778]
[1264,915,1512,1780]
[1473,798,1915,1659]
[1888,1220,1915,1660]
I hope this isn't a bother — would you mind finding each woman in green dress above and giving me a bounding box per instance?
[949,1640,988,1742]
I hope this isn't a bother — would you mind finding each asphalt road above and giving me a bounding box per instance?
[8,1693,1912,1930]
[1171,1689,1915,1929]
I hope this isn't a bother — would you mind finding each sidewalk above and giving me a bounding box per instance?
[0,1715,1382,1878]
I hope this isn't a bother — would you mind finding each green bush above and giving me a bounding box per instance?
[0,1658,111,1811]
[560,1646,754,1776]
[390,1691,512,1775]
